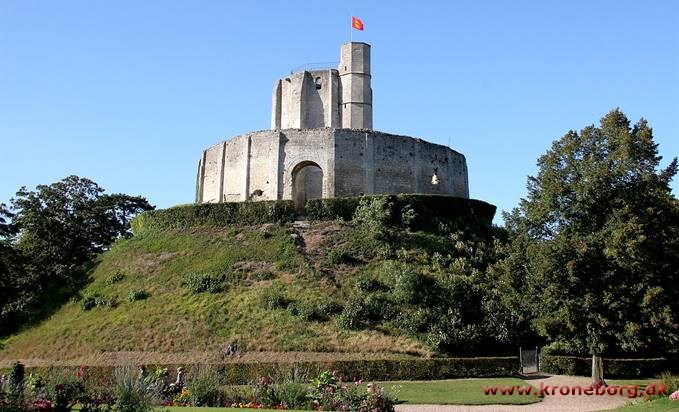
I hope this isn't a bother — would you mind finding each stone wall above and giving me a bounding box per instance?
[270,42,371,130]
[196,129,469,205]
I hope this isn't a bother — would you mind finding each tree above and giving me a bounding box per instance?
[0,176,154,334]
[499,109,679,383]
[0,203,28,332]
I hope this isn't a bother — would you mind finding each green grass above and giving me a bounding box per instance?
[608,378,659,388]
[0,223,433,361]
[377,378,541,405]
[608,397,679,411]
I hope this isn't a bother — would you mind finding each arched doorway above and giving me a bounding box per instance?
[292,161,323,213]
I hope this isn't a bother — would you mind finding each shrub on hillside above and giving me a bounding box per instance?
[80,294,117,311]
[353,273,383,293]
[127,289,150,302]
[353,196,393,238]
[336,296,365,331]
[260,282,289,310]
[182,273,225,294]
[287,302,321,321]
[324,248,354,265]
[378,260,426,304]
[400,204,417,228]
[305,194,496,232]
[105,271,125,285]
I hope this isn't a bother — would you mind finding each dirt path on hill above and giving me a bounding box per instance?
[395,375,633,412]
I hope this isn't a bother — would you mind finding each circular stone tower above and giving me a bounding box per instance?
[196,42,469,210]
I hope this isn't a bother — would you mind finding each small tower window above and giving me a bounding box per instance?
[315,77,322,89]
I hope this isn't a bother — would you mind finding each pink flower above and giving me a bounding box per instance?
[669,390,679,400]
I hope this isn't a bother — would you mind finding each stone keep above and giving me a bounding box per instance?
[271,42,372,130]
[196,42,469,209]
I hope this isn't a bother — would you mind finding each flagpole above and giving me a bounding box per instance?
[350,16,353,42]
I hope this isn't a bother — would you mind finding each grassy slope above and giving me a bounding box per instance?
[0,223,429,362]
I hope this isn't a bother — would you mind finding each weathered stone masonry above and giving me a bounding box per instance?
[196,41,470,208]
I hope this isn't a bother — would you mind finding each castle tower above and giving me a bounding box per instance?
[338,42,372,130]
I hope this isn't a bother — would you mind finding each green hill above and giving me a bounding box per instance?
[0,196,502,366]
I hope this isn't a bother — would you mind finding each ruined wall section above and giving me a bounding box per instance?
[332,130,469,198]
[197,128,468,204]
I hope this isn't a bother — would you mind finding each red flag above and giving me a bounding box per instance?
[352,16,364,31]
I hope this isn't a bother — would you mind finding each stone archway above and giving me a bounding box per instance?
[292,161,323,213]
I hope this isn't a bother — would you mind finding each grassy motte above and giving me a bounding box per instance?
[1,195,505,366]
[0,222,433,360]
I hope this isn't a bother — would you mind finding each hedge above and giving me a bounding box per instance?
[131,195,497,234]
[14,357,518,385]
[131,200,297,234]
[305,194,497,230]
[541,355,679,378]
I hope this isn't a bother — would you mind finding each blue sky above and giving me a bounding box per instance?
[1,0,677,223]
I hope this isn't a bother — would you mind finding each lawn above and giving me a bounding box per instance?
[608,397,679,411]
[377,377,541,405]
[153,378,540,410]
[608,378,658,388]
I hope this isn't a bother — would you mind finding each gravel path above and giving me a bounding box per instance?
[395,375,633,412]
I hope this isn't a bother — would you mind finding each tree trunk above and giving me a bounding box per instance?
[591,354,606,386]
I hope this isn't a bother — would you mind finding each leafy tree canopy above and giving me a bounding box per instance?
[0,176,153,334]
[500,109,679,356]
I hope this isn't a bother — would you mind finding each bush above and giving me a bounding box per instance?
[308,370,394,412]
[273,382,309,409]
[287,302,320,321]
[127,290,150,302]
[112,366,155,412]
[354,273,383,293]
[324,248,355,265]
[400,204,417,228]
[393,307,430,335]
[80,294,117,311]
[336,296,365,331]
[182,273,225,294]
[305,194,496,231]
[540,355,679,378]
[353,196,393,238]
[378,260,426,304]
[260,282,289,310]
[361,384,395,412]
[7,362,25,402]
[105,271,125,285]
[316,301,343,317]
[131,201,297,234]
[186,365,221,406]
[304,197,360,221]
